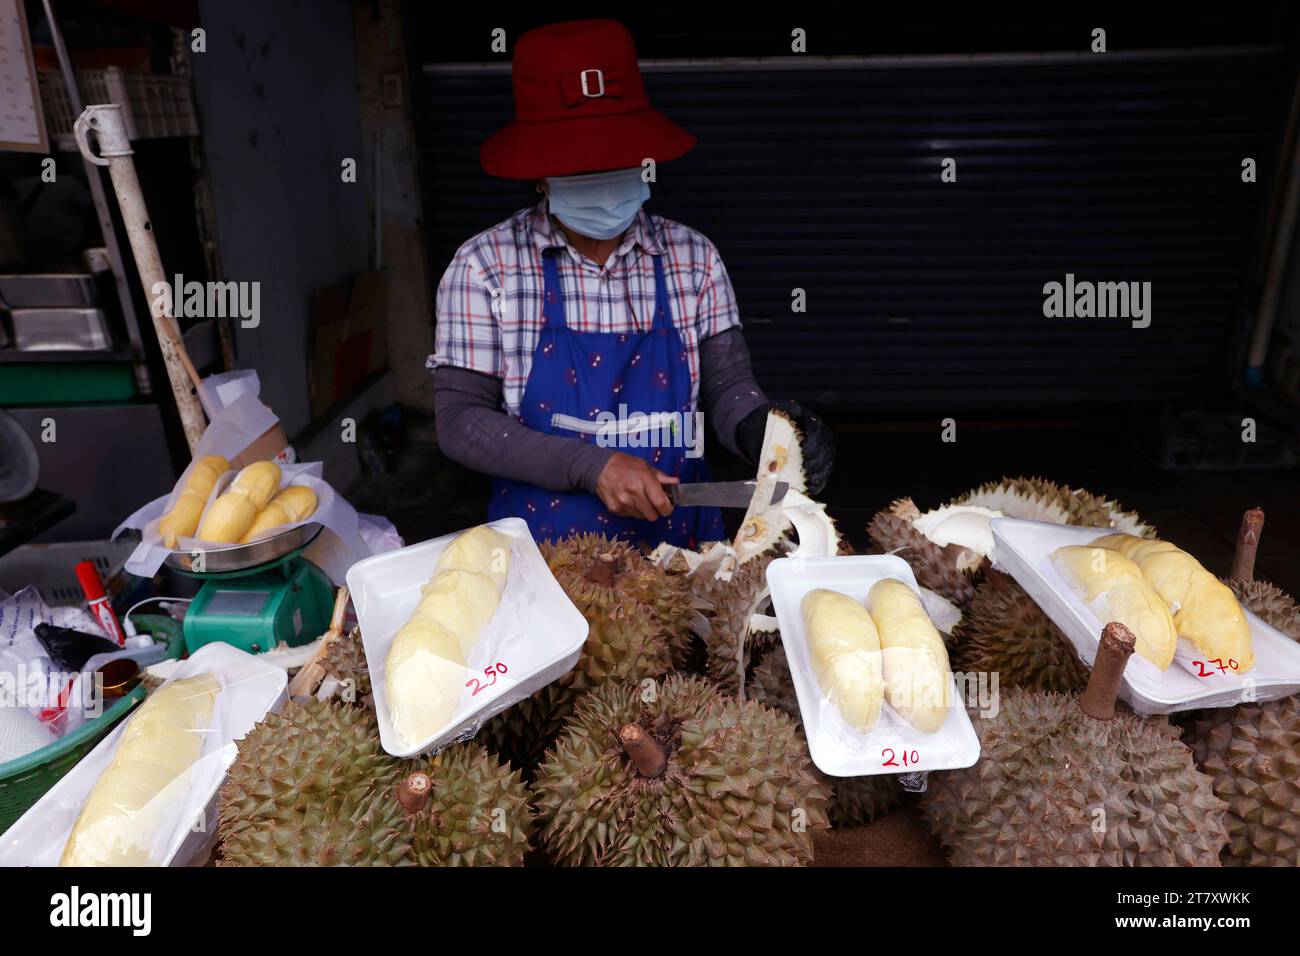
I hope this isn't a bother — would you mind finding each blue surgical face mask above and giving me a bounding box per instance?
[544,168,650,240]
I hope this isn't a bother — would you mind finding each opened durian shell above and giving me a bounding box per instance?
[693,553,776,696]
[751,645,902,827]
[321,628,372,708]
[868,498,976,606]
[953,476,1155,538]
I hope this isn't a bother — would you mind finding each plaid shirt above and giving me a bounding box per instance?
[429,199,741,417]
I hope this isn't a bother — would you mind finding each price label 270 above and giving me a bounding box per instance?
[466,662,509,696]
[1192,658,1238,678]
[881,748,920,768]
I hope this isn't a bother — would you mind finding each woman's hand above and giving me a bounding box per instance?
[596,452,677,521]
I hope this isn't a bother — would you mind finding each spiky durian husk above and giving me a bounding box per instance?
[957,477,1154,537]
[750,647,902,826]
[219,700,397,832]
[542,533,695,668]
[404,745,534,866]
[695,553,775,695]
[321,627,372,708]
[948,484,1070,524]
[218,700,532,866]
[867,498,976,605]
[480,600,670,774]
[1185,695,1300,867]
[921,691,1228,866]
[1229,579,1300,640]
[950,580,1089,693]
[534,675,830,866]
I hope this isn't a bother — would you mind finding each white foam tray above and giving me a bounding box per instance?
[765,555,982,778]
[346,517,588,758]
[991,517,1300,714]
[0,642,287,867]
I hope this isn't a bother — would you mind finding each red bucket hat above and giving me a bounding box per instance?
[480,19,696,180]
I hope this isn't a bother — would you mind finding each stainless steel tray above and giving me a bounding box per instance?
[0,274,97,309]
[9,308,113,351]
[163,522,323,574]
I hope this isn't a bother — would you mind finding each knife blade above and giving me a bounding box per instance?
[669,480,789,509]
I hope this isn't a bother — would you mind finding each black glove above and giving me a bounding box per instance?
[734,399,835,496]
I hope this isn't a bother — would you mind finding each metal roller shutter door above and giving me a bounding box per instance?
[419,48,1289,411]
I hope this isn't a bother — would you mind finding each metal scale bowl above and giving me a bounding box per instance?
[164,523,334,656]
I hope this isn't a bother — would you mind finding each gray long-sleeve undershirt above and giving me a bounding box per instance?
[432,327,768,493]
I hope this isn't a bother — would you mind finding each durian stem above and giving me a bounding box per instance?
[618,723,667,778]
[398,772,432,814]
[1230,508,1265,582]
[1078,622,1135,721]
[586,553,620,588]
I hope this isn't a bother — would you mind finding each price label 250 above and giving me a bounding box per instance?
[881,748,921,768]
[466,662,509,696]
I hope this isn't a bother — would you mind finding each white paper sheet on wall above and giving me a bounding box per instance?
[0,0,48,153]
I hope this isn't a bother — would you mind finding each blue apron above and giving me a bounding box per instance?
[487,249,724,547]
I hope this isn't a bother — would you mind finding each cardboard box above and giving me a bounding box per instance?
[308,270,389,420]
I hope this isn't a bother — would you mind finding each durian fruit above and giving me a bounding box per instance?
[802,588,884,733]
[868,498,976,606]
[542,533,698,669]
[196,460,282,543]
[158,455,229,547]
[480,547,673,773]
[751,646,902,826]
[950,579,1089,693]
[1092,533,1253,672]
[239,484,318,543]
[386,525,511,747]
[1185,695,1300,867]
[1051,545,1177,670]
[322,627,372,708]
[1229,579,1300,640]
[694,552,777,696]
[868,578,952,733]
[534,675,830,865]
[61,674,221,866]
[218,699,532,866]
[955,476,1154,537]
[922,623,1228,866]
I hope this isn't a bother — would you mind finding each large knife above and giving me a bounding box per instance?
[668,480,789,509]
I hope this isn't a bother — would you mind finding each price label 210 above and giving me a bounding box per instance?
[882,748,920,768]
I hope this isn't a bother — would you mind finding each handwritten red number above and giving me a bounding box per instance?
[882,748,921,768]
[467,663,509,697]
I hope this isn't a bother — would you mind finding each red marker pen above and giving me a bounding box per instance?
[76,560,124,646]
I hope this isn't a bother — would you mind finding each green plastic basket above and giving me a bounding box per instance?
[0,613,185,834]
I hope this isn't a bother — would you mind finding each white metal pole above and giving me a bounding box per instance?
[72,104,207,452]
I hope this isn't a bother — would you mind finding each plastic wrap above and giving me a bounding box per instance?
[990,516,1300,713]
[765,555,982,778]
[347,518,588,759]
[115,461,399,586]
[0,642,286,867]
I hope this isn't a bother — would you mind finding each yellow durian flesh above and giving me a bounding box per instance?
[1092,534,1254,672]
[1051,545,1178,670]
[195,492,257,544]
[60,674,220,867]
[158,455,230,547]
[434,525,512,592]
[868,578,952,733]
[410,570,501,659]
[238,486,318,543]
[801,588,883,733]
[229,460,281,509]
[385,619,469,745]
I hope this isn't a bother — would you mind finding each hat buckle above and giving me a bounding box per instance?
[579,68,605,98]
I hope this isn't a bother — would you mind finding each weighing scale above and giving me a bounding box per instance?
[165,523,333,655]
